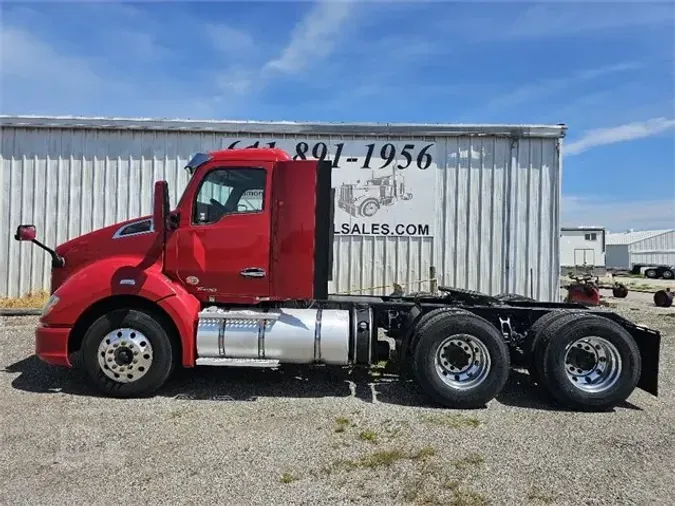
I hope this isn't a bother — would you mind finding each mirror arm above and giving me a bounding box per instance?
[31,238,65,268]
[168,211,180,230]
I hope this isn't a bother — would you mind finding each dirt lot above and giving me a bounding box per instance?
[1,292,674,505]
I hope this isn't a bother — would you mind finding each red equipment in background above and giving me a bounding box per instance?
[564,273,601,306]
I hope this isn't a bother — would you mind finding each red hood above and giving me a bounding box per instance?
[52,215,160,293]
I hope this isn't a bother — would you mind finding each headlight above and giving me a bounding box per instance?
[41,295,60,317]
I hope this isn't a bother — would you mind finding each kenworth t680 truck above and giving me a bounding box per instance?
[15,147,661,410]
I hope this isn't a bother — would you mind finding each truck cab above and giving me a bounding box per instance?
[44,147,333,306]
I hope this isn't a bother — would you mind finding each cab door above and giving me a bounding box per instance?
[165,163,272,302]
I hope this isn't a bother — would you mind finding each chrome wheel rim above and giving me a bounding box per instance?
[563,336,622,393]
[435,334,491,390]
[97,328,154,383]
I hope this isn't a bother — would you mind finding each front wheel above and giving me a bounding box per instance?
[412,311,510,409]
[81,309,178,398]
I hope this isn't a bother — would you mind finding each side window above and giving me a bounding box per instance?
[193,168,266,224]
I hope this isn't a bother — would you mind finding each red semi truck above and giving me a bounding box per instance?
[15,147,661,410]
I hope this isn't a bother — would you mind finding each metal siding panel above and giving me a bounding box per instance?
[629,252,675,266]
[628,230,675,266]
[33,133,49,293]
[438,136,559,301]
[1,125,561,299]
[19,133,35,297]
[607,229,675,245]
[438,137,516,297]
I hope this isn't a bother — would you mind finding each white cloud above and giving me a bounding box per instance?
[565,117,675,155]
[502,3,675,40]
[0,26,105,89]
[563,196,675,231]
[0,25,218,118]
[263,0,354,75]
[103,29,173,61]
[477,62,641,113]
[216,67,253,94]
[206,23,256,59]
[205,24,259,96]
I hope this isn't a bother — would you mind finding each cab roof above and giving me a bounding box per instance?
[208,147,292,162]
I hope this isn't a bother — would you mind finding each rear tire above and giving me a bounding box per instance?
[537,313,641,411]
[645,269,657,279]
[526,310,582,385]
[81,308,177,398]
[412,311,510,409]
[400,307,469,379]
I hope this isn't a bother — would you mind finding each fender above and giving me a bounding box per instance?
[156,286,200,367]
[46,256,181,325]
[44,256,200,367]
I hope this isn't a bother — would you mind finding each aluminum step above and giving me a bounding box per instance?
[198,306,281,321]
[195,357,280,367]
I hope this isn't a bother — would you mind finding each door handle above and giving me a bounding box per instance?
[240,267,266,278]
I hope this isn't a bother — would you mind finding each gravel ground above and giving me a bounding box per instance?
[1,294,674,506]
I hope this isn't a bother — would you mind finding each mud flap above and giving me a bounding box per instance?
[631,326,661,396]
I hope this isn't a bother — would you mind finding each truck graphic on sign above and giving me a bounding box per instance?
[337,170,413,218]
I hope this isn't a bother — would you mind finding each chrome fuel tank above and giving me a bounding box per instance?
[196,307,352,365]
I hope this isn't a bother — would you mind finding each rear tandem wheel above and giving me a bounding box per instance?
[529,312,642,411]
[526,309,583,384]
[411,309,510,409]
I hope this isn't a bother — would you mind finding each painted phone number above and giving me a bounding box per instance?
[225,140,435,170]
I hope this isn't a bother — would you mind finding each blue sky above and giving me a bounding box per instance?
[1,0,674,231]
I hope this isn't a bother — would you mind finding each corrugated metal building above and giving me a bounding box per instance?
[606,229,675,269]
[0,115,566,301]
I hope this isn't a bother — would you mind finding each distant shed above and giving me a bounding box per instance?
[560,226,606,273]
[606,229,675,269]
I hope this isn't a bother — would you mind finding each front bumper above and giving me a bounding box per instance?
[36,323,72,367]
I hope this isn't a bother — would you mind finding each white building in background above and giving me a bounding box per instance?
[560,227,606,273]
[0,115,566,300]
[606,229,675,270]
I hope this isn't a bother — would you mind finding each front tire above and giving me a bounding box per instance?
[536,313,641,411]
[412,311,510,409]
[81,309,177,398]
